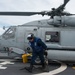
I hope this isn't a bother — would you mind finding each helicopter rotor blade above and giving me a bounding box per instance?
[50,0,70,14]
[0,12,43,16]
[56,0,70,11]
[0,0,72,17]
[64,0,70,5]
[61,11,75,16]
[65,13,75,16]
[45,0,70,18]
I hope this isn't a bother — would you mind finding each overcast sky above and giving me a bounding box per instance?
[0,0,74,35]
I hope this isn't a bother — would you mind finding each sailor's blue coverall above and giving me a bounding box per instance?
[29,37,47,65]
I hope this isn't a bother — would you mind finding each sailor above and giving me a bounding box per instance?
[25,33,47,72]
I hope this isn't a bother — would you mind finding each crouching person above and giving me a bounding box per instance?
[25,33,47,73]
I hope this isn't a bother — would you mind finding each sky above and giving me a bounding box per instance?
[0,0,74,35]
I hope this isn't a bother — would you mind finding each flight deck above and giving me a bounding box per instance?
[0,59,75,75]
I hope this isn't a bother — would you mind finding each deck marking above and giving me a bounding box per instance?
[0,61,14,69]
[0,65,7,69]
[35,61,67,75]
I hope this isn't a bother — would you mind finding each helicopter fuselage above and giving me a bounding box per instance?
[0,17,75,61]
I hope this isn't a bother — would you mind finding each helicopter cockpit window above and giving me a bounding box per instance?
[45,31,60,43]
[2,27,16,39]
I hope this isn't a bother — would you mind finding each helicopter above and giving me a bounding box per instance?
[0,0,75,61]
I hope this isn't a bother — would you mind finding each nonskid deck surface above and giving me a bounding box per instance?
[0,59,75,75]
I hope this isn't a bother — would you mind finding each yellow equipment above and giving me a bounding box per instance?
[22,53,32,63]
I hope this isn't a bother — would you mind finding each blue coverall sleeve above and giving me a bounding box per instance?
[37,39,47,50]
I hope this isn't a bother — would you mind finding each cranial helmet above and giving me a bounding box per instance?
[27,33,34,40]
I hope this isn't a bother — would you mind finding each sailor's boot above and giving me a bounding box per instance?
[25,64,33,73]
[42,63,45,68]
[42,63,48,72]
